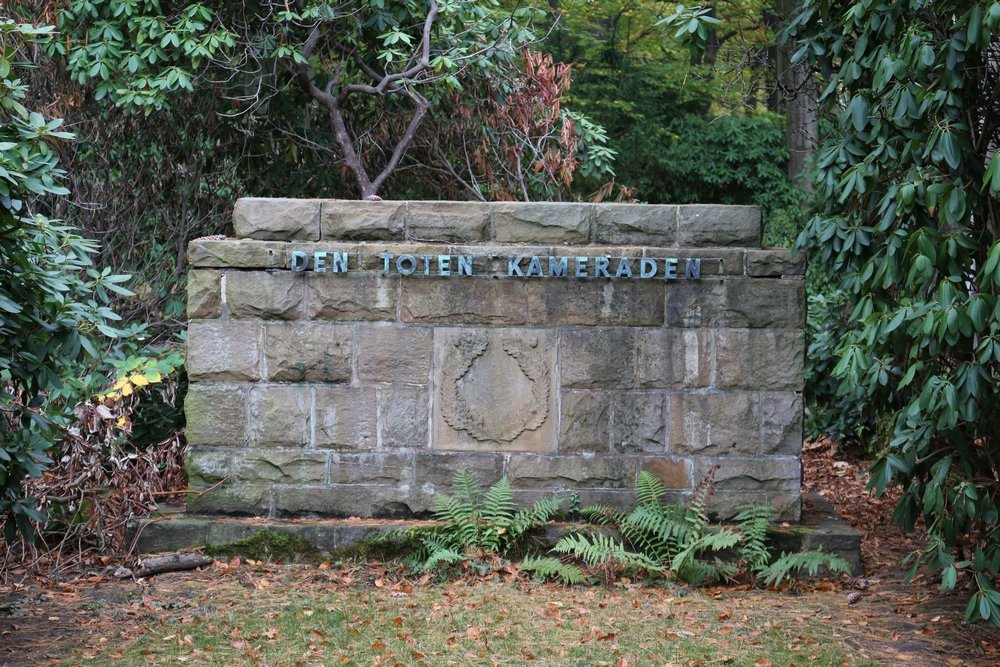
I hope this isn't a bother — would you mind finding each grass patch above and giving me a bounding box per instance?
[88,566,873,666]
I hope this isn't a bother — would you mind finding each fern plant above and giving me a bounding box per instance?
[402,470,560,573]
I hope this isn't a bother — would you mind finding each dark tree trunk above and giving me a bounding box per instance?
[777,0,818,187]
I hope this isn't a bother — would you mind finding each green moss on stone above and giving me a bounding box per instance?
[205,529,322,563]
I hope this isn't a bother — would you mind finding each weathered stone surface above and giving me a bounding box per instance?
[189,484,272,515]
[235,449,327,484]
[708,492,801,521]
[594,204,677,245]
[274,485,425,518]
[508,455,637,489]
[234,198,320,241]
[413,452,505,489]
[379,386,429,448]
[696,457,800,492]
[187,270,221,319]
[760,392,803,455]
[642,458,691,490]
[492,202,592,244]
[321,200,405,240]
[559,391,611,453]
[714,330,804,390]
[611,392,665,453]
[527,280,664,327]
[249,385,312,448]
[187,321,261,381]
[433,328,557,452]
[264,323,352,383]
[328,452,412,484]
[643,248,746,276]
[314,387,377,449]
[308,273,398,321]
[188,240,287,269]
[669,392,759,456]
[665,279,804,328]
[357,325,432,383]
[406,201,489,242]
[401,279,527,324]
[745,248,805,277]
[560,329,635,389]
[185,384,247,446]
[227,271,304,320]
[636,329,711,388]
[186,448,234,486]
[676,205,760,247]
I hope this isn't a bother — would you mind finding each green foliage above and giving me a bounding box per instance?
[204,529,322,564]
[757,550,851,588]
[404,470,560,572]
[788,0,1000,625]
[0,20,127,540]
[518,555,587,585]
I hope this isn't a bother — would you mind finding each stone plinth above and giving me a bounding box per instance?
[186,199,805,520]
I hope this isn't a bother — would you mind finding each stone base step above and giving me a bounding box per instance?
[129,493,861,574]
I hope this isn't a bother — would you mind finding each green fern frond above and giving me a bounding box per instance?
[509,497,560,544]
[734,504,773,571]
[636,470,668,508]
[553,532,664,572]
[758,550,851,587]
[519,556,587,584]
[580,504,625,526]
[451,469,483,506]
[676,557,739,586]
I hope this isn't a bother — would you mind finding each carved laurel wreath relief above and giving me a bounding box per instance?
[439,332,550,442]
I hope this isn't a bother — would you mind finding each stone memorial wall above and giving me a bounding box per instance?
[185,198,805,520]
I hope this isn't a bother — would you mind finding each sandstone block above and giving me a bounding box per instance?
[665,279,804,328]
[188,484,272,515]
[492,202,592,244]
[357,325,432,383]
[669,392,759,455]
[264,323,352,383]
[308,273,398,321]
[227,271,305,320]
[328,452,413,484]
[676,205,760,247]
[745,248,806,277]
[433,328,557,452]
[527,280,664,327]
[708,491,801,521]
[414,452,505,489]
[696,457,800,492]
[187,270,221,319]
[274,485,423,518]
[359,243,455,271]
[714,330,804,390]
[379,386,429,448]
[235,449,327,484]
[406,201,489,242]
[401,279,527,325]
[611,392,666,453]
[760,392,803,455]
[560,329,635,389]
[248,385,312,448]
[233,198,320,241]
[594,204,677,245]
[508,455,637,489]
[643,247,746,276]
[187,321,261,381]
[185,384,247,446]
[185,448,234,486]
[636,329,711,388]
[321,200,405,240]
[642,458,692,490]
[314,387,377,449]
[559,391,611,453]
[188,240,287,269]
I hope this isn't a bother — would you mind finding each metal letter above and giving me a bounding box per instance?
[508,256,525,277]
[332,251,349,273]
[458,255,473,276]
[378,253,394,274]
[685,258,702,279]
[526,256,543,277]
[594,256,611,278]
[420,255,434,276]
[615,257,633,278]
[548,256,568,277]
[290,251,308,272]
[438,254,451,276]
[640,258,657,279]
[397,254,417,276]
[314,251,327,272]
[575,256,588,278]
[664,257,678,280]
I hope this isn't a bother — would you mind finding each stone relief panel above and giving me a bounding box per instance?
[433,327,557,452]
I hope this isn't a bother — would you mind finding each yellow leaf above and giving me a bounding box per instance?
[129,373,150,387]
[121,383,133,397]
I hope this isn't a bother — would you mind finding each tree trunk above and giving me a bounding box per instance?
[777,0,818,187]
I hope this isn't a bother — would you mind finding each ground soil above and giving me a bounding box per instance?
[1,447,998,666]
